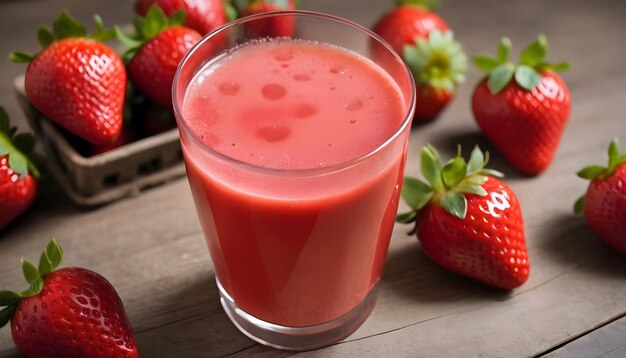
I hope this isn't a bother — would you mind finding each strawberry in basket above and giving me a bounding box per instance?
[11,11,126,146]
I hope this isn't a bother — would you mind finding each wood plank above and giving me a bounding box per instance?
[543,316,626,358]
[1,0,626,357]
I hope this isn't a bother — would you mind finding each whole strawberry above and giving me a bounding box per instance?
[574,139,626,254]
[397,145,529,289]
[118,6,202,108]
[238,0,298,38]
[0,107,39,231]
[0,240,138,357]
[373,1,466,122]
[472,35,571,175]
[11,12,126,146]
[136,0,227,35]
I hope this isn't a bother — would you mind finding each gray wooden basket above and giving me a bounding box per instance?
[14,75,186,208]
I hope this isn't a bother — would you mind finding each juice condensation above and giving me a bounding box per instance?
[181,39,409,327]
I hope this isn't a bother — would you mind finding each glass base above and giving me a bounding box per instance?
[216,278,378,351]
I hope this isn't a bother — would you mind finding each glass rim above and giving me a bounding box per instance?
[172,10,416,177]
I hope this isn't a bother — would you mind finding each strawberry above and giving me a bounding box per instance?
[0,240,138,357]
[11,12,126,146]
[397,145,529,289]
[117,6,202,108]
[373,2,466,122]
[136,0,227,35]
[0,107,39,231]
[472,35,572,175]
[574,139,626,254]
[88,123,137,156]
[238,0,297,38]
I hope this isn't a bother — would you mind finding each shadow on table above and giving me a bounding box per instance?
[135,274,255,358]
[382,239,511,304]
[537,213,626,278]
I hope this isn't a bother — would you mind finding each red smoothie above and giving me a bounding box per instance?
[180,39,409,327]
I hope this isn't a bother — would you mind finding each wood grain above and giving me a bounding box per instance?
[544,315,626,358]
[1,0,626,357]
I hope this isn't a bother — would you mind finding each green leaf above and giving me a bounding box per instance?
[397,0,440,11]
[617,154,626,167]
[574,195,585,214]
[514,65,541,91]
[608,139,619,170]
[9,52,33,63]
[478,168,504,178]
[0,291,20,306]
[402,177,434,210]
[473,55,500,72]
[115,26,143,49]
[545,61,571,72]
[396,211,417,224]
[169,10,187,26]
[12,133,35,154]
[442,156,468,188]
[53,10,87,40]
[20,278,43,297]
[455,183,488,196]
[46,239,63,271]
[8,154,27,177]
[38,252,52,278]
[0,305,16,328]
[224,3,237,22]
[467,146,485,174]
[519,34,547,67]
[37,27,55,48]
[487,64,515,94]
[22,259,40,285]
[577,165,606,179]
[464,175,488,185]
[440,192,467,219]
[421,145,444,191]
[92,15,116,42]
[141,4,169,40]
[497,37,512,63]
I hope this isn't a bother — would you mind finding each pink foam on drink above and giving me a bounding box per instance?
[183,39,405,170]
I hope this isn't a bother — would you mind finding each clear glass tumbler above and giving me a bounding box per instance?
[173,11,416,351]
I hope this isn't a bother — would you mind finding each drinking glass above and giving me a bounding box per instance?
[173,10,416,351]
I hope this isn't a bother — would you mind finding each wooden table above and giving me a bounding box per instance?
[1,0,625,357]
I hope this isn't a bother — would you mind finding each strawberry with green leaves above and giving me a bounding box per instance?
[398,145,529,289]
[0,107,39,231]
[472,35,572,175]
[135,0,227,35]
[236,0,298,38]
[373,1,466,122]
[117,6,202,108]
[0,240,138,357]
[12,12,126,146]
[575,139,626,254]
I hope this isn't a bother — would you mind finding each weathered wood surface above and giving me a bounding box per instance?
[1,0,626,357]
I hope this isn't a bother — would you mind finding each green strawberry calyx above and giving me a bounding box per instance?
[0,107,39,178]
[397,145,504,224]
[0,239,64,329]
[473,35,570,94]
[574,139,626,214]
[396,0,440,11]
[115,5,188,63]
[10,11,115,63]
[403,30,466,94]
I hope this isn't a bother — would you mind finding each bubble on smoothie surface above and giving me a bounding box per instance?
[256,125,291,143]
[345,99,363,111]
[218,82,240,96]
[262,84,287,100]
[293,73,312,82]
[330,65,347,75]
[295,104,317,118]
[275,50,294,62]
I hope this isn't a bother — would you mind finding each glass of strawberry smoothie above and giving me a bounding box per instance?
[173,11,415,350]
